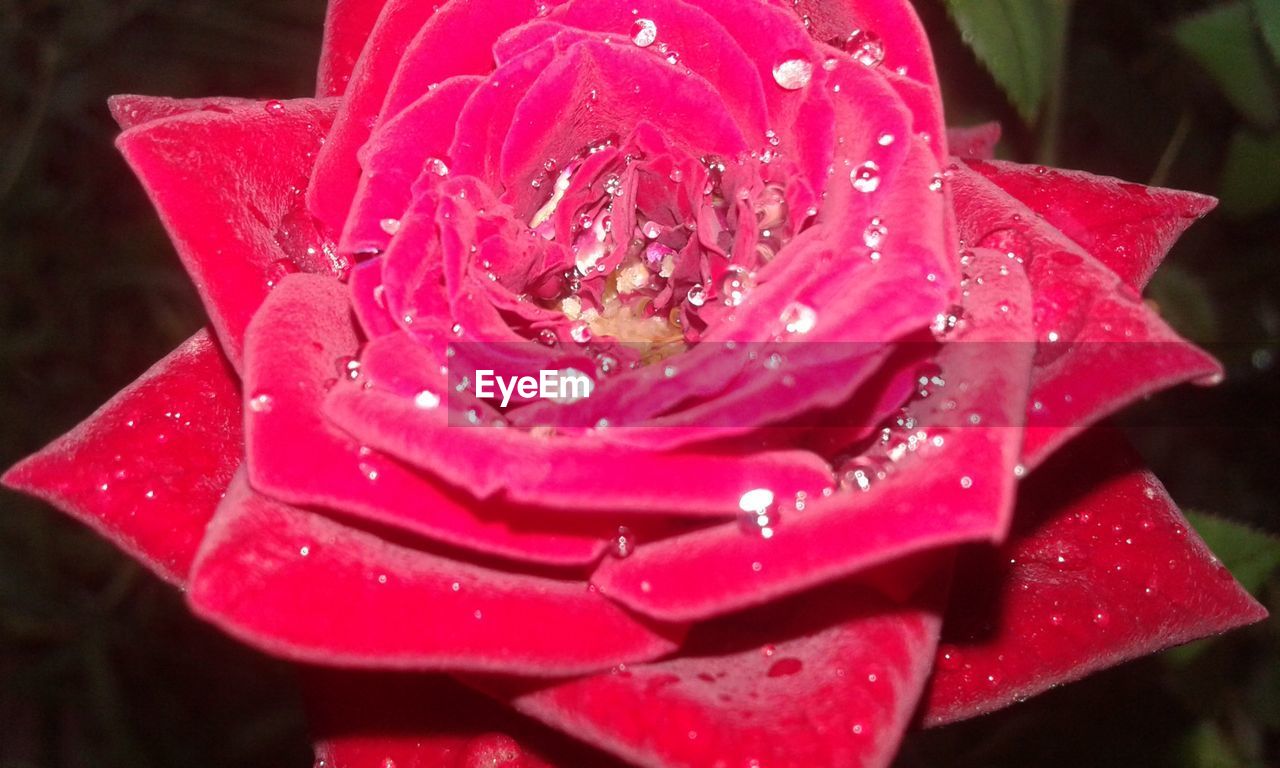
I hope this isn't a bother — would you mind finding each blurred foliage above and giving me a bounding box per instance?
[0,0,1277,767]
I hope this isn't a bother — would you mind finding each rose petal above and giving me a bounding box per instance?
[946,122,1002,160]
[590,247,1034,621]
[308,0,543,233]
[317,0,392,96]
[188,472,685,675]
[967,159,1217,289]
[107,95,264,129]
[501,561,948,768]
[922,427,1267,726]
[2,330,240,586]
[796,0,939,94]
[116,98,340,369]
[949,161,1221,468]
[244,273,610,566]
[306,671,627,767]
[340,75,481,256]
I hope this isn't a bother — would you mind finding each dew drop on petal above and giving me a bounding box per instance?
[413,390,441,410]
[686,283,707,307]
[772,53,814,90]
[862,217,887,249]
[611,526,636,558]
[841,29,885,68]
[851,161,881,193]
[248,392,274,413]
[631,18,657,48]
[379,218,401,235]
[780,302,817,335]
[719,268,754,307]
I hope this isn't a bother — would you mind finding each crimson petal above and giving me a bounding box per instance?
[502,562,948,768]
[117,97,340,369]
[922,428,1267,726]
[967,159,1217,290]
[188,472,684,675]
[317,0,392,97]
[949,161,1221,468]
[306,671,628,767]
[2,330,241,586]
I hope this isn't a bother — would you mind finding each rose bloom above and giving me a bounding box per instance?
[4,0,1266,766]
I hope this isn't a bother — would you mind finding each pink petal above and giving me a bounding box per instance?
[949,161,1221,468]
[946,122,1002,160]
[967,159,1218,289]
[502,563,948,768]
[922,428,1267,727]
[116,98,340,369]
[306,671,626,767]
[243,273,609,566]
[340,75,481,256]
[188,472,685,675]
[2,330,241,586]
[107,94,262,129]
[317,0,392,97]
[308,0,542,233]
[797,0,937,83]
[589,248,1035,622]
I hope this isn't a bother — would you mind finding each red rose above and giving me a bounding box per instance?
[4,0,1265,766]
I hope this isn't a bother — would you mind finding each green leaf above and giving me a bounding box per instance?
[1220,129,1280,216]
[943,0,1069,123]
[1253,0,1280,63]
[1185,510,1280,595]
[1182,720,1248,768]
[1173,2,1280,128]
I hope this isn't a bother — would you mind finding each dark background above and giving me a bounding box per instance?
[0,1,1276,766]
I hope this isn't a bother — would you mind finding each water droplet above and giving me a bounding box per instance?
[413,390,441,410]
[840,29,885,67]
[738,489,779,538]
[686,283,707,307]
[264,100,286,116]
[780,302,817,335]
[299,545,311,557]
[863,217,887,249]
[379,218,401,235]
[837,455,890,492]
[772,53,814,90]
[928,173,945,193]
[631,18,657,48]
[612,526,636,558]
[850,161,881,193]
[424,157,449,176]
[570,322,593,344]
[248,392,274,413]
[877,133,895,146]
[719,268,754,307]
[336,356,362,381]
[931,305,965,337]
[536,328,558,347]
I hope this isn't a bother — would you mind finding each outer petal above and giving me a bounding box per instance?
[116,98,341,369]
[2,330,241,586]
[922,428,1267,726]
[967,159,1217,290]
[946,122,1002,160]
[188,472,684,675]
[317,0,392,97]
[949,161,1221,468]
[503,562,948,768]
[306,671,627,767]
